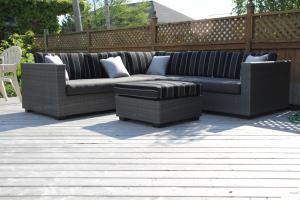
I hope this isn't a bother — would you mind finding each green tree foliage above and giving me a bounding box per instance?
[233,0,300,14]
[109,0,150,28]
[61,0,150,32]
[61,1,91,32]
[0,0,74,36]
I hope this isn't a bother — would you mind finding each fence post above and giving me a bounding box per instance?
[245,0,255,52]
[151,10,158,51]
[43,29,49,54]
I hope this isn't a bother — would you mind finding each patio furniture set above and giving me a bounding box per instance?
[21,50,291,127]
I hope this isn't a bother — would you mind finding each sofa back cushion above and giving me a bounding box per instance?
[166,51,277,79]
[34,52,87,80]
[34,52,126,80]
[35,50,277,80]
[124,52,155,74]
[56,53,86,80]
[84,52,127,79]
[167,51,223,77]
[167,52,189,75]
[213,52,246,79]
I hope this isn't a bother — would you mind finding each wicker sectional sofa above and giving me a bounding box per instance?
[21,51,291,119]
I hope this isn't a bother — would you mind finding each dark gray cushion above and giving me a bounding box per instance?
[124,52,155,74]
[181,51,205,76]
[114,80,202,100]
[83,52,127,79]
[225,52,245,79]
[66,75,159,96]
[165,75,241,95]
[167,52,190,76]
[34,51,277,81]
[34,52,127,80]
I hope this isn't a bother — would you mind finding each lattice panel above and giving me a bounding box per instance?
[47,33,89,50]
[90,26,151,48]
[34,37,44,50]
[157,16,246,44]
[254,12,300,41]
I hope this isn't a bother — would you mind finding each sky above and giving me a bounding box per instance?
[130,0,235,19]
[60,0,234,24]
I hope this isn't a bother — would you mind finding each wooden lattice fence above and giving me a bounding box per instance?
[34,9,300,106]
[254,10,300,41]
[157,16,246,45]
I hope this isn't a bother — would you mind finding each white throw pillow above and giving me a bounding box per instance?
[100,56,130,78]
[245,54,269,63]
[45,55,69,81]
[146,56,170,76]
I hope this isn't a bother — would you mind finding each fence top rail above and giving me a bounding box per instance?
[35,31,89,38]
[157,14,246,26]
[253,9,300,17]
[89,25,150,34]
[35,25,151,38]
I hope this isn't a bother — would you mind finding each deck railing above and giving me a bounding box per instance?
[34,9,300,106]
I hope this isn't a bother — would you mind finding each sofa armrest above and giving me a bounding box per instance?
[21,63,67,117]
[240,61,291,116]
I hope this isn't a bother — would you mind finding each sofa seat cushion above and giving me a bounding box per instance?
[66,75,160,96]
[114,80,202,100]
[165,76,241,95]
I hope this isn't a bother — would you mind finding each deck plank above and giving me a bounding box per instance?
[0,98,300,199]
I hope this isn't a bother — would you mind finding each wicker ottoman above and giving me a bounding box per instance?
[114,80,202,127]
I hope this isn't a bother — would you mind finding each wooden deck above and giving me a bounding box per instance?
[0,98,300,200]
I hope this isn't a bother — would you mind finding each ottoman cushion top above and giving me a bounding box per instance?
[114,80,202,100]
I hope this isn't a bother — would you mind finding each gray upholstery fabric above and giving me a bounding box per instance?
[125,52,155,74]
[35,51,278,81]
[146,56,170,75]
[34,52,127,80]
[66,75,159,96]
[66,73,241,96]
[167,51,245,79]
[165,75,241,94]
[84,52,127,79]
[100,56,130,78]
[114,80,201,100]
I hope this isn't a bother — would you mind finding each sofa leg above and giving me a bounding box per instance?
[25,109,32,113]
[190,116,200,121]
[119,117,128,121]
[152,123,163,128]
